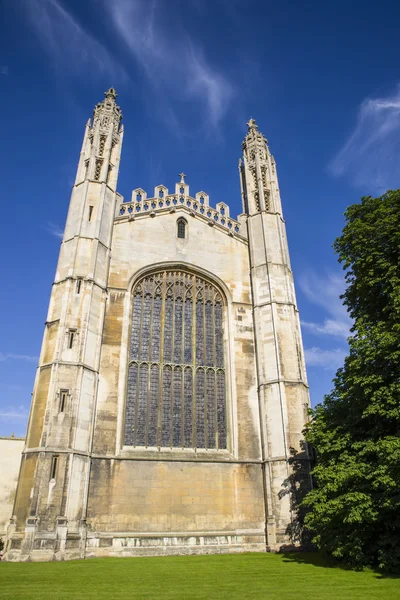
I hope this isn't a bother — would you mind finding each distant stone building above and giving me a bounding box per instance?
[0,436,24,539]
[5,89,311,561]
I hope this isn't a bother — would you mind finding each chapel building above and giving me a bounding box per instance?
[5,89,311,561]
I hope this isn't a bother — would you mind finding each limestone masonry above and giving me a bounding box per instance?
[4,90,311,561]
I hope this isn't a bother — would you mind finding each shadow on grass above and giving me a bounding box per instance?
[280,551,400,579]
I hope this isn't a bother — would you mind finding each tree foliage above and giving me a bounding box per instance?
[302,190,400,572]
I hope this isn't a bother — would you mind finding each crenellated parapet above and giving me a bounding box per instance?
[115,175,246,240]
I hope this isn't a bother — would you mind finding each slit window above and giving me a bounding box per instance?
[67,331,75,349]
[50,455,59,480]
[59,390,68,413]
[76,279,82,294]
[88,205,94,221]
[177,218,186,239]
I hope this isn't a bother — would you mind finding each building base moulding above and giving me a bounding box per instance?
[4,532,268,561]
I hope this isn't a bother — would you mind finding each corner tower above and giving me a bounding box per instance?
[6,89,123,561]
[240,119,311,547]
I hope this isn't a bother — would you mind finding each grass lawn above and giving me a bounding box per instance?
[1,552,399,600]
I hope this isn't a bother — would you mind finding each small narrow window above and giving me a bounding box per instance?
[88,206,94,222]
[107,164,112,183]
[68,331,75,349]
[76,279,82,294]
[158,190,164,198]
[180,187,185,195]
[136,193,142,202]
[177,218,186,239]
[50,455,59,480]
[59,390,68,413]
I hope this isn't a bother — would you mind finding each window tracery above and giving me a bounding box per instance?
[124,270,227,450]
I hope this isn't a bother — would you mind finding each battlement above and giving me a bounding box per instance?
[115,179,246,240]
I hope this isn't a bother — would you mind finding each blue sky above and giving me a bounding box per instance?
[1,0,400,436]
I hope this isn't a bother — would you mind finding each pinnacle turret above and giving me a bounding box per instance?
[74,88,124,188]
[92,88,122,135]
[239,118,279,215]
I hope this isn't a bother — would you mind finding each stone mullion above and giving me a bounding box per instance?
[215,369,220,450]
[212,289,216,367]
[212,291,218,450]
[145,281,155,447]
[156,273,166,447]
[202,286,207,366]
[132,363,140,448]
[192,276,197,448]
[180,276,187,447]
[217,299,226,451]
[133,288,144,447]
[203,286,208,449]
[169,273,176,448]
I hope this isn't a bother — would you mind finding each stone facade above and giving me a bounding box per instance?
[4,90,311,561]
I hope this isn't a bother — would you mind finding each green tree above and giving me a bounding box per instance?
[302,190,400,572]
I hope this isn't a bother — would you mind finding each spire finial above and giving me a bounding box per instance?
[105,87,117,100]
[179,172,186,183]
[246,118,258,130]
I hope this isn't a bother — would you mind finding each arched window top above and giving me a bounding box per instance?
[124,268,227,450]
[177,218,187,239]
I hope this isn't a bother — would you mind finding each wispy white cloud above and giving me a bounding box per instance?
[22,0,127,82]
[300,271,350,372]
[0,353,38,363]
[330,85,400,192]
[299,271,351,340]
[45,222,64,239]
[21,0,233,130]
[301,319,349,339]
[304,347,347,370]
[0,409,29,420]
[105,0,234,128]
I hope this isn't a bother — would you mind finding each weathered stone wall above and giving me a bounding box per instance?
[0,437,24,537]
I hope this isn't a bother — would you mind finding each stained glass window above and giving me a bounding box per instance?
[124,270,227,449]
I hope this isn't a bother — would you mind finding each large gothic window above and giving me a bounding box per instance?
[124,269,227,450]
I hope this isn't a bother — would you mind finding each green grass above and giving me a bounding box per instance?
[0,553,399,600]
